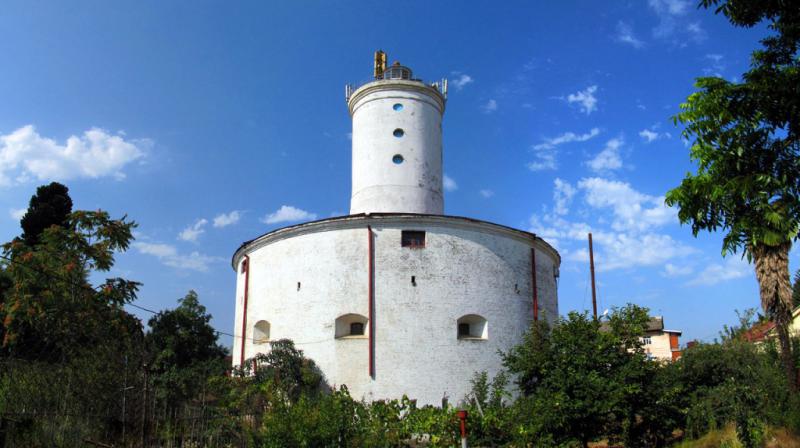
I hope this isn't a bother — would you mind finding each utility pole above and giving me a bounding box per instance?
[588,233,597,320]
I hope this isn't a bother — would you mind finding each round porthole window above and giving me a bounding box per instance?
[393,103,403,111]
[392,154,404,164]
[393,128,404,138]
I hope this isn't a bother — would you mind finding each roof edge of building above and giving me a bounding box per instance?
[231,212,560,270]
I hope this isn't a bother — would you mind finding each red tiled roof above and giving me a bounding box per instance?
[740,320,776,343]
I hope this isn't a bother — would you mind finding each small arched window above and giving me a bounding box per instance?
[457,315,488,340]
[335,314,368,339]
[253,320,270,344]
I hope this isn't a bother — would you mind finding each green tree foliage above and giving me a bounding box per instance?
[503,305,683,448]
[792,269,800,309]
[1,207,140,360]
[20,182,73,246]
[145,290,228,410]
[666,0,800,392]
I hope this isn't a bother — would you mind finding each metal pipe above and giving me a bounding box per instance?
[457,410,468,448]
[589,233,597,320]
[531,247,538,322]
[367,225,375,378]
[239,255,251,366]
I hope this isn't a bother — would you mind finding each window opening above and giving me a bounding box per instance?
[393,128,404,138]
[350,322,365,336]
[393,103,404,111]
[401,230,425,248]
[392,154,404,164]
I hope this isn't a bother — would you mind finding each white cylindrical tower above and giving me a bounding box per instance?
[347,62,446,215]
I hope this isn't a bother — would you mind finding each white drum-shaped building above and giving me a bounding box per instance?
[232,55,560,406]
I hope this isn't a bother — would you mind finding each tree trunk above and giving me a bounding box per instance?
[751,242,797,392]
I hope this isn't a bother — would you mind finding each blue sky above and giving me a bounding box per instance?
[0,1,780,345]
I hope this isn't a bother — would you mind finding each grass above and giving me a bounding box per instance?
[670,424,800,448]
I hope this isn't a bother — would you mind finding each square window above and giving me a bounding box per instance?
[458,323,470,337]
[350,322,365,336]
[401,230,425,248]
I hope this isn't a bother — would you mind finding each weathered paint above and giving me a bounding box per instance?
[232,214,559,405]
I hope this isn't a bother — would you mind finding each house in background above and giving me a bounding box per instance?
[642,316,682,361]
[741,305,800,344]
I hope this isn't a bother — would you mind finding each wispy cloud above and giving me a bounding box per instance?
[178,219,208,243]
[565,85,598,115]
[529,128,600,172]
[261,205,317,224]
[662,263,693,277]
[616,21,644,48]
[213,210,241,228]
[578,177,676,232]
[133,242,221,272]
[688,257,751,286]
[587,138,624,172]
[639,125,671,143]
[553,178,576,215]
[450,72,474,91]
[479,189,495,199]
[482,99,498,114]
[443,174,458,192]
[0,125,148,186]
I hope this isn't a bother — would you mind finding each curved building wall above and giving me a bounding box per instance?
[232,215,559,406]
[349,81,445,215]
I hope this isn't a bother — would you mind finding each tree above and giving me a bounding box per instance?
[145,290,228,410]
[666,0,800,391]
[2,207,141,359]
[20,182,73,246]
[792,269,800,309]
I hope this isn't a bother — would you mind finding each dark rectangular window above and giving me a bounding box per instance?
[350,322,365,336]
[458,323,470,337]
[401,230,426,248]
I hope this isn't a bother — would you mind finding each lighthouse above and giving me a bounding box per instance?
[232,52,560,405]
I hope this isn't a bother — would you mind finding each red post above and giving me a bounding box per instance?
[239,255,251,366]
[531,247,538,322]
[367,225,375,378]
[457,410,468,448]
[588,233,597,320]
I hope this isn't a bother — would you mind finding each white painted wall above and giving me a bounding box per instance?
[349,81,445,215]
[232,214,560,406]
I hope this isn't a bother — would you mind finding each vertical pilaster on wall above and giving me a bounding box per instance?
[239,255,251,366]
[367,225,375,378]
[531,247,538,322]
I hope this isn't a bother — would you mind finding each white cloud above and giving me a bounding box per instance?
[261,205,317,224]
[529,128,600,172]
[553,178,576,215]
[479,189,495,198]
[587,138,624,172]
[688,257,751,286]
[529,213,695,271]
[649,0,689,16]
[9,208,26,220]
[702,53,726,76]
[662,263,693,277]
[639,129,659,143]
[533,128,600,151]
[482,99,498,113]
[178,218,208,243]
[566,85,598,115]
[0,125,147,186]
[450,72,474,91]
[134,242,220,272]
[213,210,241,228]
[686,22,707,42]
[578,177,676,232]
[616,21,644,48]
[528,176,692,272]
[443,174,458,192]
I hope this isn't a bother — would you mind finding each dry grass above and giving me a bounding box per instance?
[671,424,800,448]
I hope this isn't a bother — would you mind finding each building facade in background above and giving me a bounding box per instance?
[231,53,560,405]
[642,316,682,362]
